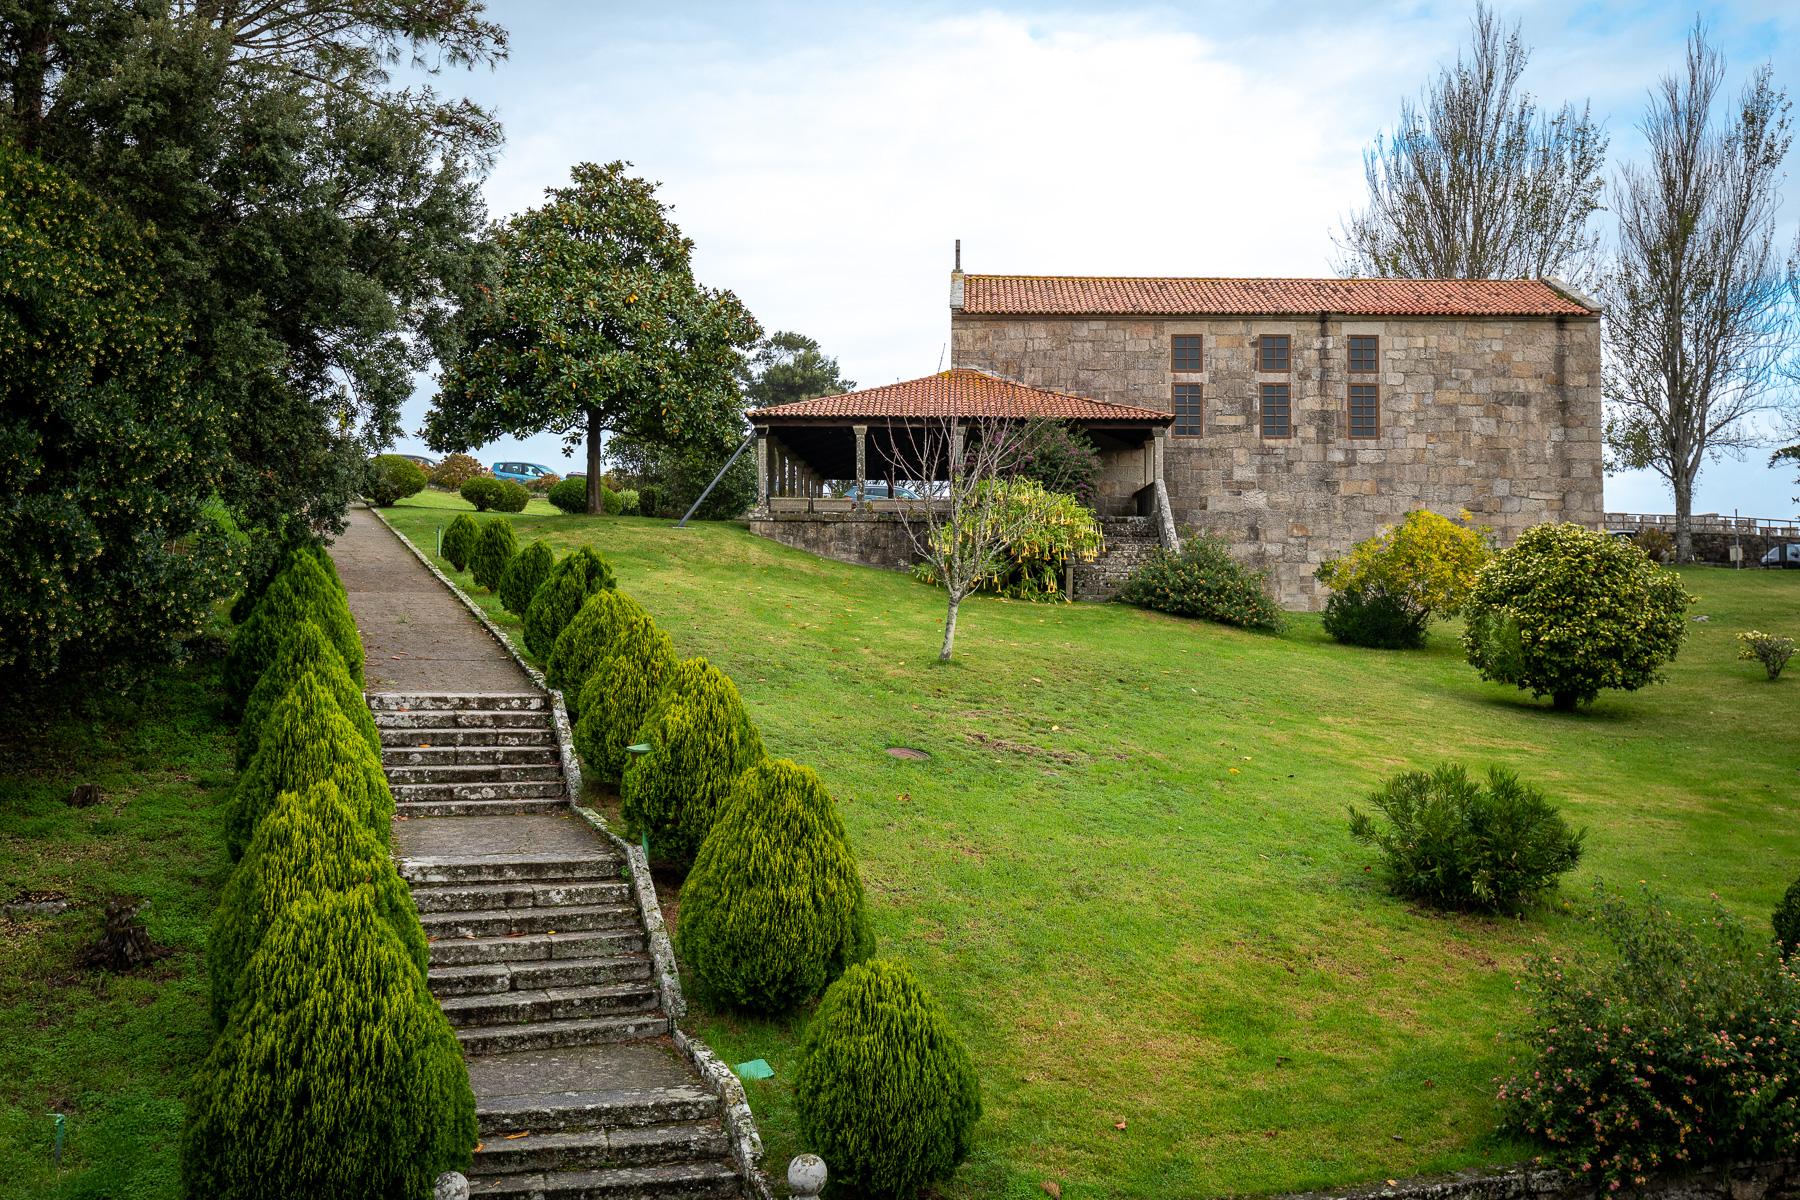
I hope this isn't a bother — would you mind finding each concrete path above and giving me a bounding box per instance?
[332,506,530,694]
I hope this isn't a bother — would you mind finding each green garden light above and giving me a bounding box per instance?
[49,1112,64,1169]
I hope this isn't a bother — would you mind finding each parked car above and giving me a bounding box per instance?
[838,482,921,501]
[1761,542,1800,568]
[394,453,436,470]
[491,461,557,485]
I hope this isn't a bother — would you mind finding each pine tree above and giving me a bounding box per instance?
[620,656,762,865]
[522,546,615,660]
[499,538,555,617]
[571,623,677,786]
[224,553,363,707]
[544,588,653,720]
[237,621,380,768]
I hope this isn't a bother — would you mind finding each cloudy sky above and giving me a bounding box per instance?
[394,0,1800,518]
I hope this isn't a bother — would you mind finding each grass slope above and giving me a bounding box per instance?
[381,492,1800,1199]
[0,656,235,1200]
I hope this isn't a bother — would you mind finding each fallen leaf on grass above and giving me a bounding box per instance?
[1113,1120,1127,1131]
[1041,1183,1061,1199]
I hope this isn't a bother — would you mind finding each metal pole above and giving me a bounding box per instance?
[677,433,755,529]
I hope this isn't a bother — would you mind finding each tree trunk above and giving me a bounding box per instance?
[1672,471,1695,563]
[939,594,961,662]
[585,407,604,515]
[1552,691,1579,712]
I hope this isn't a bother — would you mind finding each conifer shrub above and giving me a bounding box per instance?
[1320,584,1429,650]
[1117,535,1284,631]
[544,587,649,717]
[620,656,763,866]
[441,513,479,572]
[459,476,505,511]
[570,622,678,785]
[180,888,475,1199]
[522,547,617,661]
[208,781,427,1028]
[794,959,981,1200]
[676,757,875,1013]
[1775,878,1800,958]
[499,539,555,617]
[469,518,517,592]
[227,674,393,859]
[548,476,588,514]
[223,552,362,707]
[230,541,337,626]
[236,620,380,768]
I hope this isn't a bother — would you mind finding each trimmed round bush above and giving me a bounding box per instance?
[500,539,555,618]
[469,518,517,592]
[620,657,762,866]
[429,452,484,490]
[1775,877,1800,958]
[495,478,530,512]
[224,552,361,707]
[548,476,588,514]
[1117,534,1284,631]
[1464,523,1692,710]
[180,888,475,1199]
[636,482,667,518]
[523,547,616,660]
[600,486,624,516]
[209,781,427,1029]
[570,621,678,786]
[441,513,479,572]
[545,588,652,719]
[1321,584,1429,650]
[365,454,427,506]
[794,959,981,1200]
[227,674,393,860]
[676,757,875,1013]
[237,620,380,768]
[460,476,504,511]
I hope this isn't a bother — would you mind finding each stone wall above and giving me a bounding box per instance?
[1279,1159,1797,1200]
[748,512,921,572]
[952,311,1604,608]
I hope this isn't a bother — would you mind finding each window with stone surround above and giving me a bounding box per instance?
[1349,383,1379,439]
[1348,334,1378,374]
[1260,382,1291,438]
[1171,335,1202,372]
[1257,334,1290,372]
[1173,383,1202,435]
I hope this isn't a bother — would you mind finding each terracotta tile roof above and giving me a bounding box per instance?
[960,274,1596,318]
[746,368,1172,424]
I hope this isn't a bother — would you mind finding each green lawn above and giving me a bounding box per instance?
[383,492,1800,1200]
[0,655,236,1200]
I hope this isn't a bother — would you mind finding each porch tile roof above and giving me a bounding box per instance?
[746,368,1173,424]
[960,274,1596,318]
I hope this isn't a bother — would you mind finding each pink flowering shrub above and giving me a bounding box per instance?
[1498,883,1800,1189]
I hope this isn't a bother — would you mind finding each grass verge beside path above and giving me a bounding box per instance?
[0,655,235,1200]
[381,494,1800,1200]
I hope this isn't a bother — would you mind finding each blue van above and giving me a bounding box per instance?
[491,461,557,485]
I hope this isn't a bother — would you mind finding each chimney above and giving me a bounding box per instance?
[949,238,965,311]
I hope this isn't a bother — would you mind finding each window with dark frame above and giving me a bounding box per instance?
[1260,382,1291,438]
[1348,334,1378,374]
[1173,383,1203,436]
[1257,334,1290,372]
[1171,335,1202,373]
[1349,383,1379,439]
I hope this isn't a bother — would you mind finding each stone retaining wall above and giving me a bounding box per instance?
[1281,1160,1797,1200]
[749,511,921,572]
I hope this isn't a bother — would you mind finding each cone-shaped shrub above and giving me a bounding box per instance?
[227,674,392,860]
[180,888,475,1199]
[230,542,341,626]
[620,656,762,865]
[545,588,652,719]
[224,553,363,707]
[500,539,555,617]
[209,781,427,1028]
[676,757,875,1013]
[237,620,380,768]
[442,512,479,572]
[469,518,517,591]
[523,546,616,660]
[794,959,981,1200]
[571,623,678,786]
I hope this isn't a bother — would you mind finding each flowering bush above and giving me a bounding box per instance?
[1010,420,1102,506]
[1316,509,1489,646]
[1498,883,1800,1189]
[1737,630,1793,681]
[527,472,560,494]
[912,478,1103,601]
[428,453,485,490]
[1117,534,1284,631]
[1775,878,1800,958]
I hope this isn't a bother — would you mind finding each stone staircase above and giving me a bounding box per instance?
[374,693,744,1199]
[1073,515,1165,601]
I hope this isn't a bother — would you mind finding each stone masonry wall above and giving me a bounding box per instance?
[748,513,920,572]
[952,311,1604,608]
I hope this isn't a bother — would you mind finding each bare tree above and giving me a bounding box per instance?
[1336,2,1607,284]
[885,415,1038,662]
[1602,25,1799,561]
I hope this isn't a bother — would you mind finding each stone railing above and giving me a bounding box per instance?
[1606,512,1800,537]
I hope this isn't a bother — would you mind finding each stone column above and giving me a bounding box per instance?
[1152,426,1167,485]
[754,429,769,509]
[853,425,868,509]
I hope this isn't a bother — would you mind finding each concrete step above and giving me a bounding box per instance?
[421,903,642,940]
[477,1085,720,1137]
[412,879,632,914]
[456,1014,668,1056]
[384,745,561,767]
[431,954,653,997]
[393,779,566,803]
[376,709,554,730]
[430,928,647,968]
[368,693,548,712]
[388,762,565,785]
[440,982,660,1028]
[473,1121,732,1175]
[401,853,624,887]
[467,1162,741,1199]
[381,726,557,748]
[398,797,570,819]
